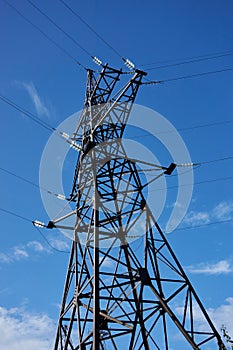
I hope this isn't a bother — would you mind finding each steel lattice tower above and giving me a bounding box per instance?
[51,65,225,349]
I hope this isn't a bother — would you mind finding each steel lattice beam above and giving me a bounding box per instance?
[53,65,225,350]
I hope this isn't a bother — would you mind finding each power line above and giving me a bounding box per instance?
[1,157,232,203]
[0,207,69,253]
[25,0,96,62]
[175,218,233,231]
[34,226,69,253]
[3,0,233,76]
[164,67,233,82]
[0,93,81,150]
[0,207,32,223]
[176,119,233,133]
[0,166,41,189]
[0,93,55,133]
[1,91,233,185]
[2,0,85,69]
[144,52,233,71]
[143,67,233,85]
[57,0,136,70]
[197,156,233,165]
[3,0,232,78]
[140,49,233,67]
[58,0,233,71]
[1,165,233,201]
[1,92,232,172]
[1,206,232,238]
[151,175,233,193]
[0,166,67,201]
[58,0,122,59]
[129,119,233,140]
[175,156,233,168]
[60,2,233,75]
[2,88,232,142]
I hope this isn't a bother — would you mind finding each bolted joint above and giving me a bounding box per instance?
[47,221,55,229]
[137,268,151,285]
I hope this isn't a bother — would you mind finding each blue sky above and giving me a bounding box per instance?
[0,0,233,348]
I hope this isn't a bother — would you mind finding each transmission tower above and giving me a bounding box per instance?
[51,65,225,349]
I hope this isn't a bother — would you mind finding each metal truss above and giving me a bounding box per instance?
[53,65,225,349]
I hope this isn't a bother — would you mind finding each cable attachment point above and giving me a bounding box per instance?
[55,193,66,201]
[124,58,135,70]
[164,163,176,175]
[92,56,102,66]
[69,140,82,151]
[60,131,81,150]
[176,162,197,167]
[32,220,46,228]
[60,131,70,139]
[143,80,163,85]
[47,221,56,229]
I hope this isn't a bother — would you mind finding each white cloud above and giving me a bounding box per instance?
[16,81,50,118]
[13,247,29,260]
[27,241,45,252]
[49,239,70,251]
[0,247,28,263]
[193,297,233,336]
[183,210,210,226]
[182,200,233,228]
[186,259,233,275]
[0,237,70,264]
[0,306,55,350]
[213,201,233,221]
[208,297,233,336]
[0,252,11,263]
[175,297,233,347]
[0,241,48,264]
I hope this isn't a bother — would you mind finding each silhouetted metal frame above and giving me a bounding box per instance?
[53,65,225,350]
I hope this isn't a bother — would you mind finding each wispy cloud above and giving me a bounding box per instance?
[208,297,233,335]
[175,297,233,337]
[0,306,55,350]
[49,239,70,251]
[0,236,71,264]
[186,259,233,275]
[0,241,48,264]
[183,210,210,226]
[213,201,233,221]
[182,200,233,227]
[13,247,29,260]
[16,81,50,118]
[27,241,46,252]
